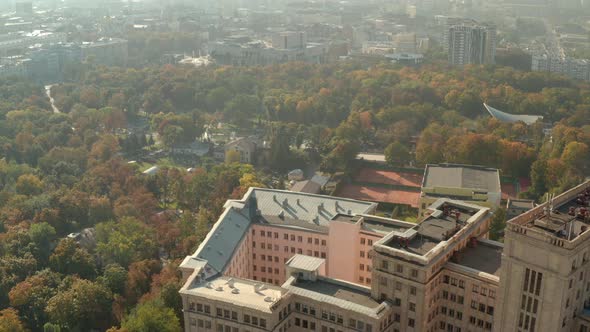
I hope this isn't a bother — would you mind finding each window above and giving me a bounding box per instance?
[471,301,477,309]
[459,280,465,289]
[360,264,365,271]
[260,230,265,236]
[360,251,365,258]
[261,243,265,249]
[291,235,295,241]
[261,255,266,261]
[411,269,418,278]
[361,238,366,245]
[216,308,222,317]
[284,234,288,240]
[396,264,403,273]
[380,276,388,286]
[359,276,365,282]
[396,282,402,290]
[473,285,479,293]
[321,252,326,258]
[410,286,416,295]
[368,239,373,245]
[274,232,278,238]
[308,237,312,243]
[382,260,389,270]
[487,306,494,315]
[267,231,272,237]
[321,240,326,246]
[409,302,416,311]
[408,319,415,327]
[298,236,303,242]
[315,238,320,245]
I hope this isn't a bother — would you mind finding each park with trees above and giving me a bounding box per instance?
[1,58,590,330]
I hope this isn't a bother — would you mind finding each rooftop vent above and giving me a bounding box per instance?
[231,288,240,294]
[264,297,274,303]
[217,251,224,256]
[296,198,301,205]
[335,201,340,210]
[216,286,223,292]
[283,198,288,207]
[206,282,213,289]
[279,211,285,219]
[227,278,235,288]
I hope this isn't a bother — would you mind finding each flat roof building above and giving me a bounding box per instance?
[180,181,590,331]
[178,186,507,332]
[495,181,590,332]
[419,164,501,216]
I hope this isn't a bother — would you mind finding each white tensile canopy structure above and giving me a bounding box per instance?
[483,103,543,125]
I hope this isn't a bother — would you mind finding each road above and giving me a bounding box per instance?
[45,84,60,114]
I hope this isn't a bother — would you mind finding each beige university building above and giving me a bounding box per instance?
[179,181,590,332]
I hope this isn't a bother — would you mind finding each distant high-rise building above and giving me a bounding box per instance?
[447,23,496,66]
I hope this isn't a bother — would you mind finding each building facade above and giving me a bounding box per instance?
[532,54,590,81]
[179,187,508,332]
[494,181,590,331]
[447,24,496,66]
[180,181,590,332]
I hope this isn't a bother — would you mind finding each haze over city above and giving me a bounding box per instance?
[1,0,590,332]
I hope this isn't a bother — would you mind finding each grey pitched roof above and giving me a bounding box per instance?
[194,207,251,273]
[190,188,376,277]
[423,164,501,193]
[484,103,543,125]
[251,188,376,228]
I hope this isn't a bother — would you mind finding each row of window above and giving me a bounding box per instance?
[380,259,419,279]
[472,285,496,299]
[252,242,327,258]
[378,277,417,295]
[442,290,465,304]
[359,276,372,284]
[359,250,373,259]
[253,265,281,274]
[439,322,462,332]
[442,274,496,299]
[469,301,494,316]
[360,238,374,246]
[252,276,280,285]
[254,229,326,246]
[187,302,268,329]
[469,316,493,330]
